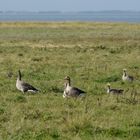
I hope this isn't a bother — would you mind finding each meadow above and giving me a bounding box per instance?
[0,22,140,140]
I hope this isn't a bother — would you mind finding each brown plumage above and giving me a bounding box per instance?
[16,70,39,93]
[63,76,86,98]
[106,83,123,95]
[122,69,134,82]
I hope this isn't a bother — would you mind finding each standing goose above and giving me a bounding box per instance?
[16,70,39,93]
[63,76,86,98]
[122,69,134,82]
[106,83,123,95]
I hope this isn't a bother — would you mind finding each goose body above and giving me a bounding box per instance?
[16,70,39,93]
[122,69,134,82]
[63,76,86,98]
[106,84,123,95]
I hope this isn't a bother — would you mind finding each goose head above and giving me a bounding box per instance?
[106,83,111,93]
[106,83,111,89]
[123,69,127,76]
[64,76,71,86]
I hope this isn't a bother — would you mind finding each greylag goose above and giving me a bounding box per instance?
[16,70,39,93]
[106,83,123,95]
[122,69,134,82]
[63,76,86,98]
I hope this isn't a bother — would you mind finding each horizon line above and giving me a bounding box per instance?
[0,10,140,13]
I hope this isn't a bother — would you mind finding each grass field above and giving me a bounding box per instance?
[0,22,140,140]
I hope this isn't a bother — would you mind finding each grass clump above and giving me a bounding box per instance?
[14,95,27,103]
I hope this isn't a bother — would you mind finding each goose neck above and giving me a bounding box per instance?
[18,71,22,80]
[66,80,71,87]
[123,71,127,76]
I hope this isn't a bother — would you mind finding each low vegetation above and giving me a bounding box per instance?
[0,22,140,140]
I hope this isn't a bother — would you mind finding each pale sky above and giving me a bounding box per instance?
[0,0,140,12]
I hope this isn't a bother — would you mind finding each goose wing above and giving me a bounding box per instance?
[128,75,134,81]
[110,89,123,94]
[21,82,38,92]
[118,89,124,93]
[68,87,86,97]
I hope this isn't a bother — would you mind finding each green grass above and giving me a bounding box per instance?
[0,22,140,140]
